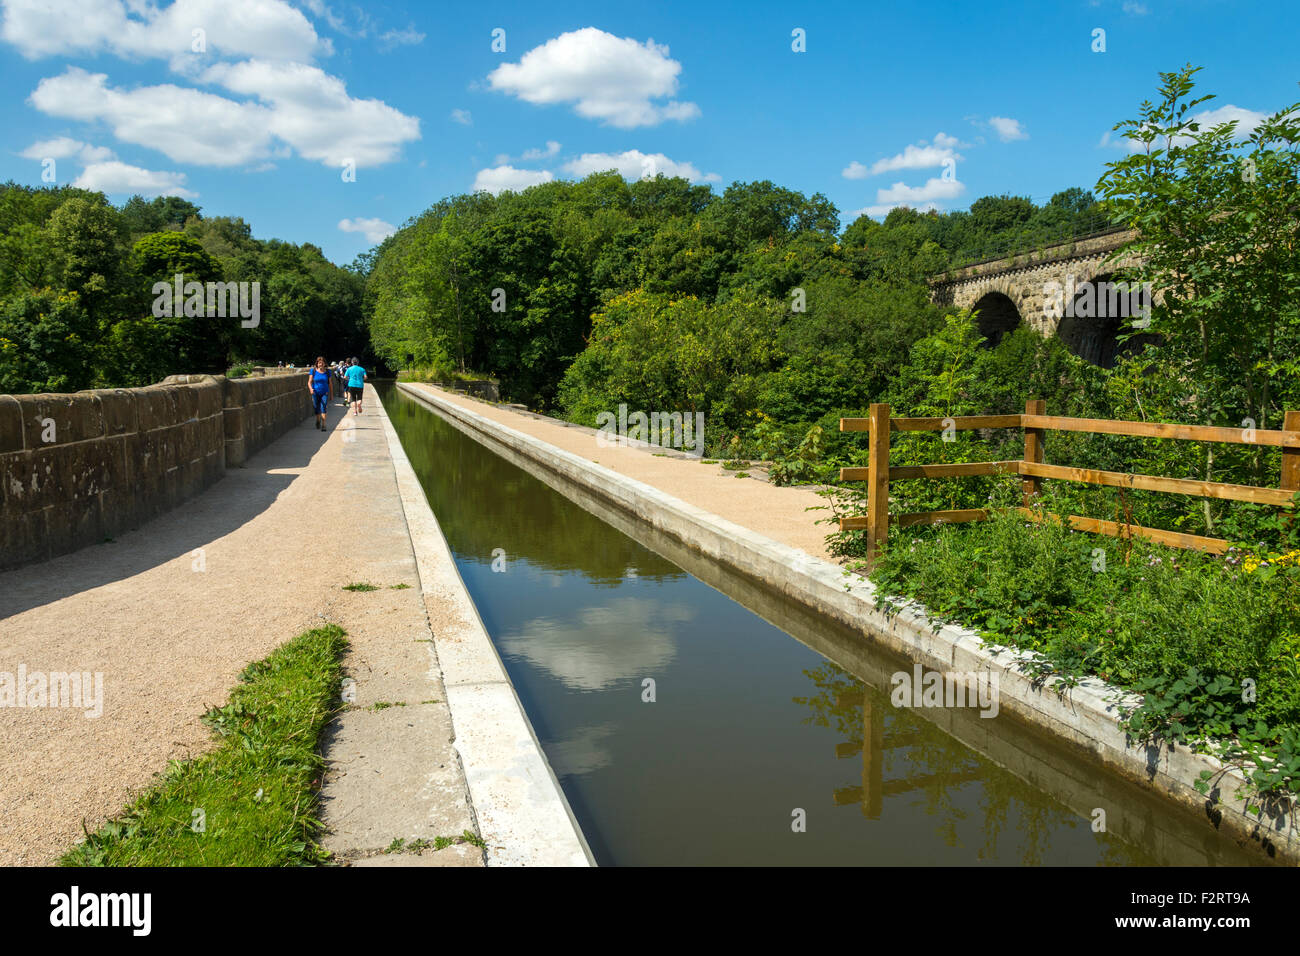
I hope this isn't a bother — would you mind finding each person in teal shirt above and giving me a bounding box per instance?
[345,358,367,415]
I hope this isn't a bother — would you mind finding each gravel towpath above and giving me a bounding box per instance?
[0,385,477,866]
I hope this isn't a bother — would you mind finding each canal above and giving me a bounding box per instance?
[378,383,1258,866]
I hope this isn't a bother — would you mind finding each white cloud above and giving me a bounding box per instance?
[521,140,561,160]
[1185,104,1268,140]
[1122,1,1149,14]
[853,177,965,217]
[852,200,942,218]
[562,149,712,182]
[450,108,472,125]
[376,26,424,49]
[31,68,276,167]
[875,177,965,205]
[844,132,965,181]
[300,0,423,48]
[487,27,699,128]
[18,136,115,163]
[989,116,1028,142]
[338,216,395,243]
[29,63,420,169]
[1109,105,1270,153]
[72,160,196,197]
[1,0,329,63]
[870,141,963,175]
[472,165,554,195]
[202,59,420,166]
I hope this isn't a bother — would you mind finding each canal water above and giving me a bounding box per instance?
[378,384,1258,866]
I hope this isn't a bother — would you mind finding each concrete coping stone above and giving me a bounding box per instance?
[375,387,593,867]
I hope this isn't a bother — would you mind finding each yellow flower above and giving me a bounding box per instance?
[1243,549,1300,574]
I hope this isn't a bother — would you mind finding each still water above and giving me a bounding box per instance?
[379,383,1257,866]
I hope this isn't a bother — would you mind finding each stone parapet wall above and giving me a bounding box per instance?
[220,373,313,467]
[931,228,1138,285]
[1,372,310,569]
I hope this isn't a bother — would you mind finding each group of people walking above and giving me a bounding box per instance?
[307,357,367,431]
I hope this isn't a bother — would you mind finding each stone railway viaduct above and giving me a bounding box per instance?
[929,227,1148,367]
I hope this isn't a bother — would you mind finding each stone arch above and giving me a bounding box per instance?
[1055,270,1153,368]
[970,289,1022,347]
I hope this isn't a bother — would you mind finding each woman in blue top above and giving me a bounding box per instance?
[307,356,333,431]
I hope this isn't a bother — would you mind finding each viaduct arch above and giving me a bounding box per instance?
[929,228,1150,368]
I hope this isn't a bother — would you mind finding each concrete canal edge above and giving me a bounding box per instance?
[398,382,1300,865]
[375,391,595,867]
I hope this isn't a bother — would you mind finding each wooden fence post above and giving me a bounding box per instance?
[1023,398,1045,508]
[867,403,890,566]
[1282,410,1300,494]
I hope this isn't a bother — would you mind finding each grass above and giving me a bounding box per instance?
[342,582,379,592]
[62,624,348,866]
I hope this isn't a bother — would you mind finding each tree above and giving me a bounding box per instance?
[129,231,226,375]
[121,195,201,236]
[1096,64,1300,524]
[1097,67,1300,530]
[0,289,95,393]
[45,195,127,317]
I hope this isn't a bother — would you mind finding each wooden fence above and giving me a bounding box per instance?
[839,400,1300,564]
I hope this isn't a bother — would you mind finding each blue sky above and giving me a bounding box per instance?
[1,0,1296,265]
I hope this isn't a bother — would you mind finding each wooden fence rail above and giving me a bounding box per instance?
[839,401,1300,565]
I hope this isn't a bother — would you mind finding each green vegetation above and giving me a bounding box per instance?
[396,364,494,386]
[62,624,347,866]
[342,582,379,592]
[0,190,368,393]
[384,831,483,855]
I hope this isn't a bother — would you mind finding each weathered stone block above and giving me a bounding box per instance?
[0,397,23,454]
[93,389,138,436]
[17,393,104,447]
[138,387,177,432]
[0,509,47,569]
[194,380,223,418]
[174,384,199,423]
